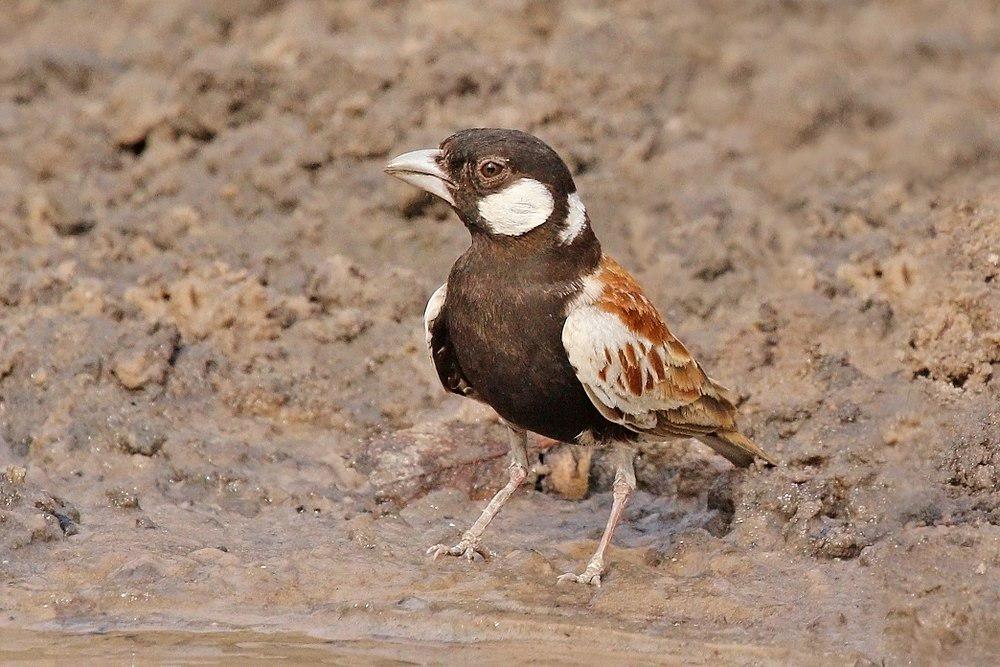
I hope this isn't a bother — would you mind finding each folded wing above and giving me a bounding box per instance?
[424,283,479,401]
[563,257,774,466]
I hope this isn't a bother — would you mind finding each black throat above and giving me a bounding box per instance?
[464,216,602,282]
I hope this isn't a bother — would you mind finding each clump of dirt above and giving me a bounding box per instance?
[0,1,997,663]
[0,465,79,548]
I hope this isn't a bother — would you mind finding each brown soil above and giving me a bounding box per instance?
[1,1,997,664]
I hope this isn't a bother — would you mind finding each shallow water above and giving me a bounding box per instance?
[0,628,780,666]
[1,629,355,665]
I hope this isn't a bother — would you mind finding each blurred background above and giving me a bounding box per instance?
[0,1,997,662]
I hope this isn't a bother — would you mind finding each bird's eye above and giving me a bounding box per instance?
[478,160,504,179]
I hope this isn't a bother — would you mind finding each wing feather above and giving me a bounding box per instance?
[563,304,733,435]
[424,283,479,401]
[563,256,772,466]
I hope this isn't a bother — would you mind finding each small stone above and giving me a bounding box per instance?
[395,596,431,611]
[858,546,875,567]
[112,347,167,390]
[150,206,199,250]
[24,189,95,238]
[328,308,371,342]
[106,487,141,509]
[540,445,591,500]
[34,496,81,536]
[105,71,176,147]
[3,466,26,486]
[809,523,869,560]
[112,324,180,390]
[25,512,63,544]
[113,424,166,457]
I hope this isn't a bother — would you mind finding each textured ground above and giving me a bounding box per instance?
[1,1,998,663]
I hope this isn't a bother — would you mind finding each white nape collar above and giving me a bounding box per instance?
[558,191,588,244]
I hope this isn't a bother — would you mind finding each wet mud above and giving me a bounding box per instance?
[1,1,998,663]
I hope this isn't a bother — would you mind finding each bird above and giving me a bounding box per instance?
[385,128,775,586]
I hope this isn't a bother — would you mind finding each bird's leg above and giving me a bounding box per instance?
[427,426,528,561]
[557,444,636,587]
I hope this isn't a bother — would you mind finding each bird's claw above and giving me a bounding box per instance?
[425,540,493,562]
[556,563,604,587]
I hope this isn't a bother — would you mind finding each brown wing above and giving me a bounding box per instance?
[563,256,773,466]
[424,284,479,400]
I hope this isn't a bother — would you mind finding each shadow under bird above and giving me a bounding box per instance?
[385,128,775,586]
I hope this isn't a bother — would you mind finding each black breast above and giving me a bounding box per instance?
[443,236,630,444]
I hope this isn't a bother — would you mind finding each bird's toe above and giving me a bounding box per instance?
[426,540,490,562]
[556,565,604,587]
[426,544,450,559]
[460,543,494,561]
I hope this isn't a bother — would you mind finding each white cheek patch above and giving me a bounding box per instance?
[477,178,554,236]
[558,191,588,244]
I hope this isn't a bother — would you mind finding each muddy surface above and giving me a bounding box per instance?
[1,1,997,663]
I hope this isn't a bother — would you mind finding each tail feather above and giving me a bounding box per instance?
[696,430,776,468]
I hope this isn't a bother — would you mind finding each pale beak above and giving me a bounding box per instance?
[384,148,455,206]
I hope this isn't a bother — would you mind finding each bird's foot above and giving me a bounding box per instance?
[556,560,605,587]
[426,539,494,562]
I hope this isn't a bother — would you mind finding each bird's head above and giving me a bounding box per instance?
[386,128,593,247]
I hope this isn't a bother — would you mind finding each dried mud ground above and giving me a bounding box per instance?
[1,1,998,664]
